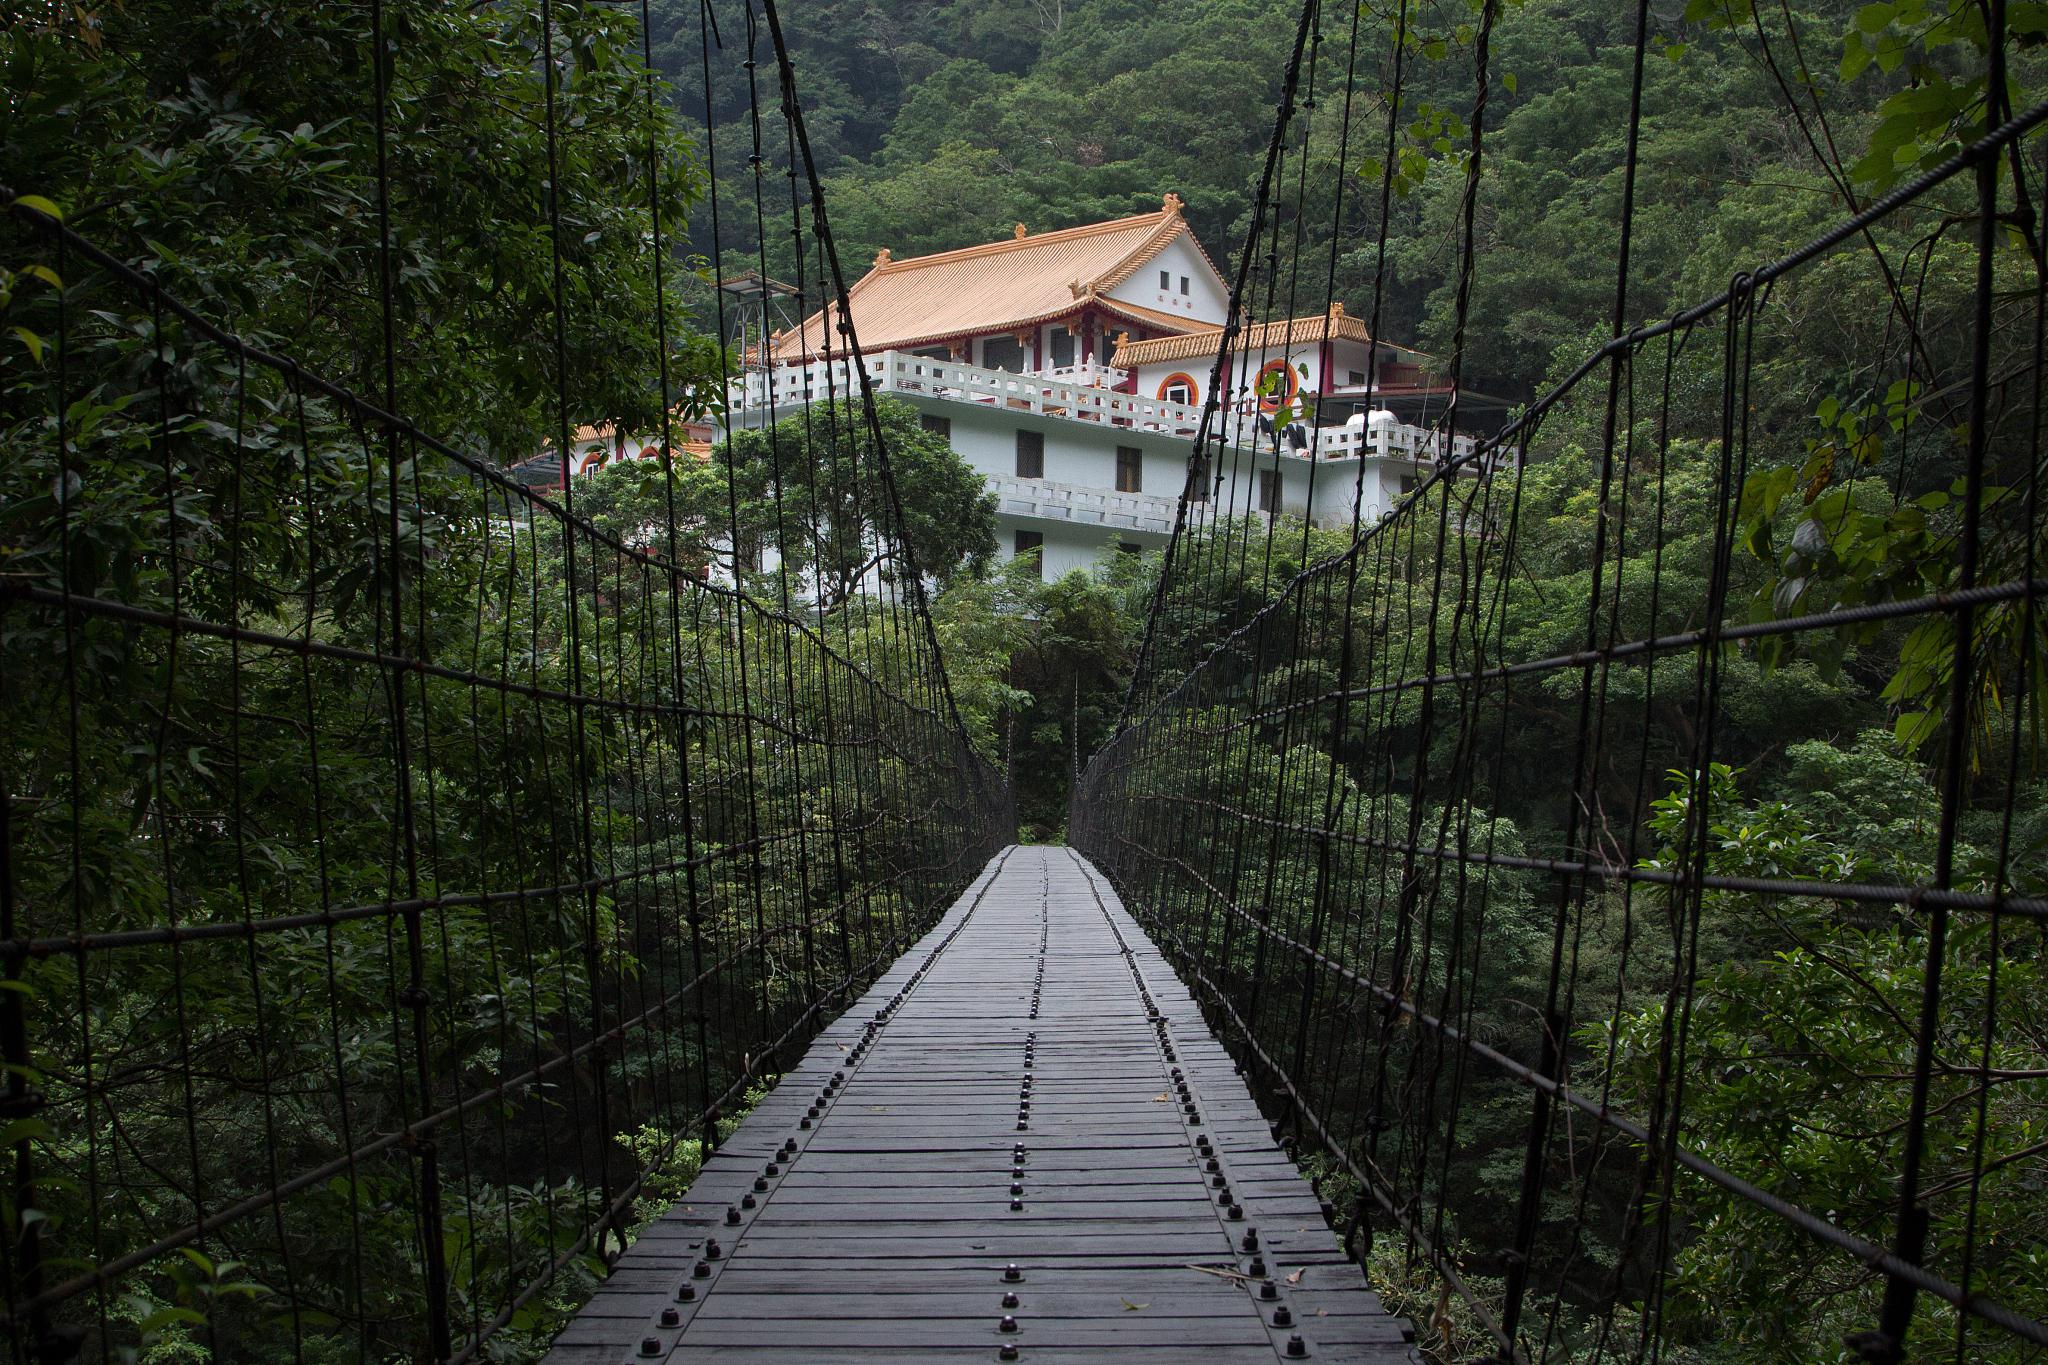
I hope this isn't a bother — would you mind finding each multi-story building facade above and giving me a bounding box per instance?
[725,195,1503,579]
[525,196,1501,583]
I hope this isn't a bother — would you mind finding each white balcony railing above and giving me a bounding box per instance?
[987,475,1178,536]
[734,354,1214,439]
[1313,419,1484,466]
[729,352,1491,466]
[1037,361,1129,387]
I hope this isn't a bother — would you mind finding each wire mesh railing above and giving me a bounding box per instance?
[1072,1,2048,1361]
[0,0,1005,1359]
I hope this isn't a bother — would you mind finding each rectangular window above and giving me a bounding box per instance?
[1015,430,1044,479]
[920,413,952,442]
[1259,470,1281,513]
[1179,275,1190,295]
[1115,445,1142,493]
[1158,269,1171,290]
[1348,369,1367,386]
[1049,326,1076,369]
[1014,530,1044,577]
[982,335,1025,372]
[1189,455,1211,502]
[1118,542,1143,556]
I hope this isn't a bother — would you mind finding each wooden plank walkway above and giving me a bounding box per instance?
[545,845,1418,1364]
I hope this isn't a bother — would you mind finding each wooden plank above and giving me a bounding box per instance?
[541,846,1418,1364]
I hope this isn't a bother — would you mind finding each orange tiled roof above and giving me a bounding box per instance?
[774,196,1219,359]
[1111,304,1382,368]
[566,414,715,447]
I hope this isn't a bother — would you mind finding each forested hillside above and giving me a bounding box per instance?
[5,0,2045,1360]
[648,0,2009,405]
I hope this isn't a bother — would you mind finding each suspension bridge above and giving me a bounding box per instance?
[3,0,2046,1362]
[544,847,1414,1364]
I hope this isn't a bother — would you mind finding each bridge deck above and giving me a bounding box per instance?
[545,845,1417,1363]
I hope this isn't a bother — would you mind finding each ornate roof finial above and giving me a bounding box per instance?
[1330,300,1345,317]
[1116,331,1131,347]
[1013,222,1028,239]
[874,247,892,267]
[1162,191,1184,217]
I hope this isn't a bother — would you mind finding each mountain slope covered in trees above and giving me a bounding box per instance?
[652,0,2023,408]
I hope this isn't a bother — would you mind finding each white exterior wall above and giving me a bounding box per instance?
[1323,338,1379,390]
[721,358,1457,583]
[1001,520,1142,582]
[1300,457,1413,525]
[1224,343,1316,408]
[1133,345,1319,412]
[882,394,1432,570]
[1132,359,1209,406]
[1177,446,1422,529]
[1105,237,1229,326]
[1134,336,1384,409]
[934,404,1193,506]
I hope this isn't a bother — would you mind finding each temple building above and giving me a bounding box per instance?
[535,196,1505,584]
[730,194,1505,580]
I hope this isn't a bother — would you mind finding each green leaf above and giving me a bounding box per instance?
[12,326,44,363]
[1893,711,1938,750]
[10,194,62,220]
[0,1118,50,1145]
[137,1306,207,1335]
[1841,38,1874,81]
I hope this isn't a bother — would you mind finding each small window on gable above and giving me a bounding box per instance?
[1179,275,1190,295]
[1016,430,1044,479]
[1115,445,1142,493]
[1159,269,1171,291]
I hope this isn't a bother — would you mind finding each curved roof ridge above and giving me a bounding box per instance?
[871,208,1173,275]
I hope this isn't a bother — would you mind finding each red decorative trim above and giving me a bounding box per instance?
[1156,371,1199,405]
